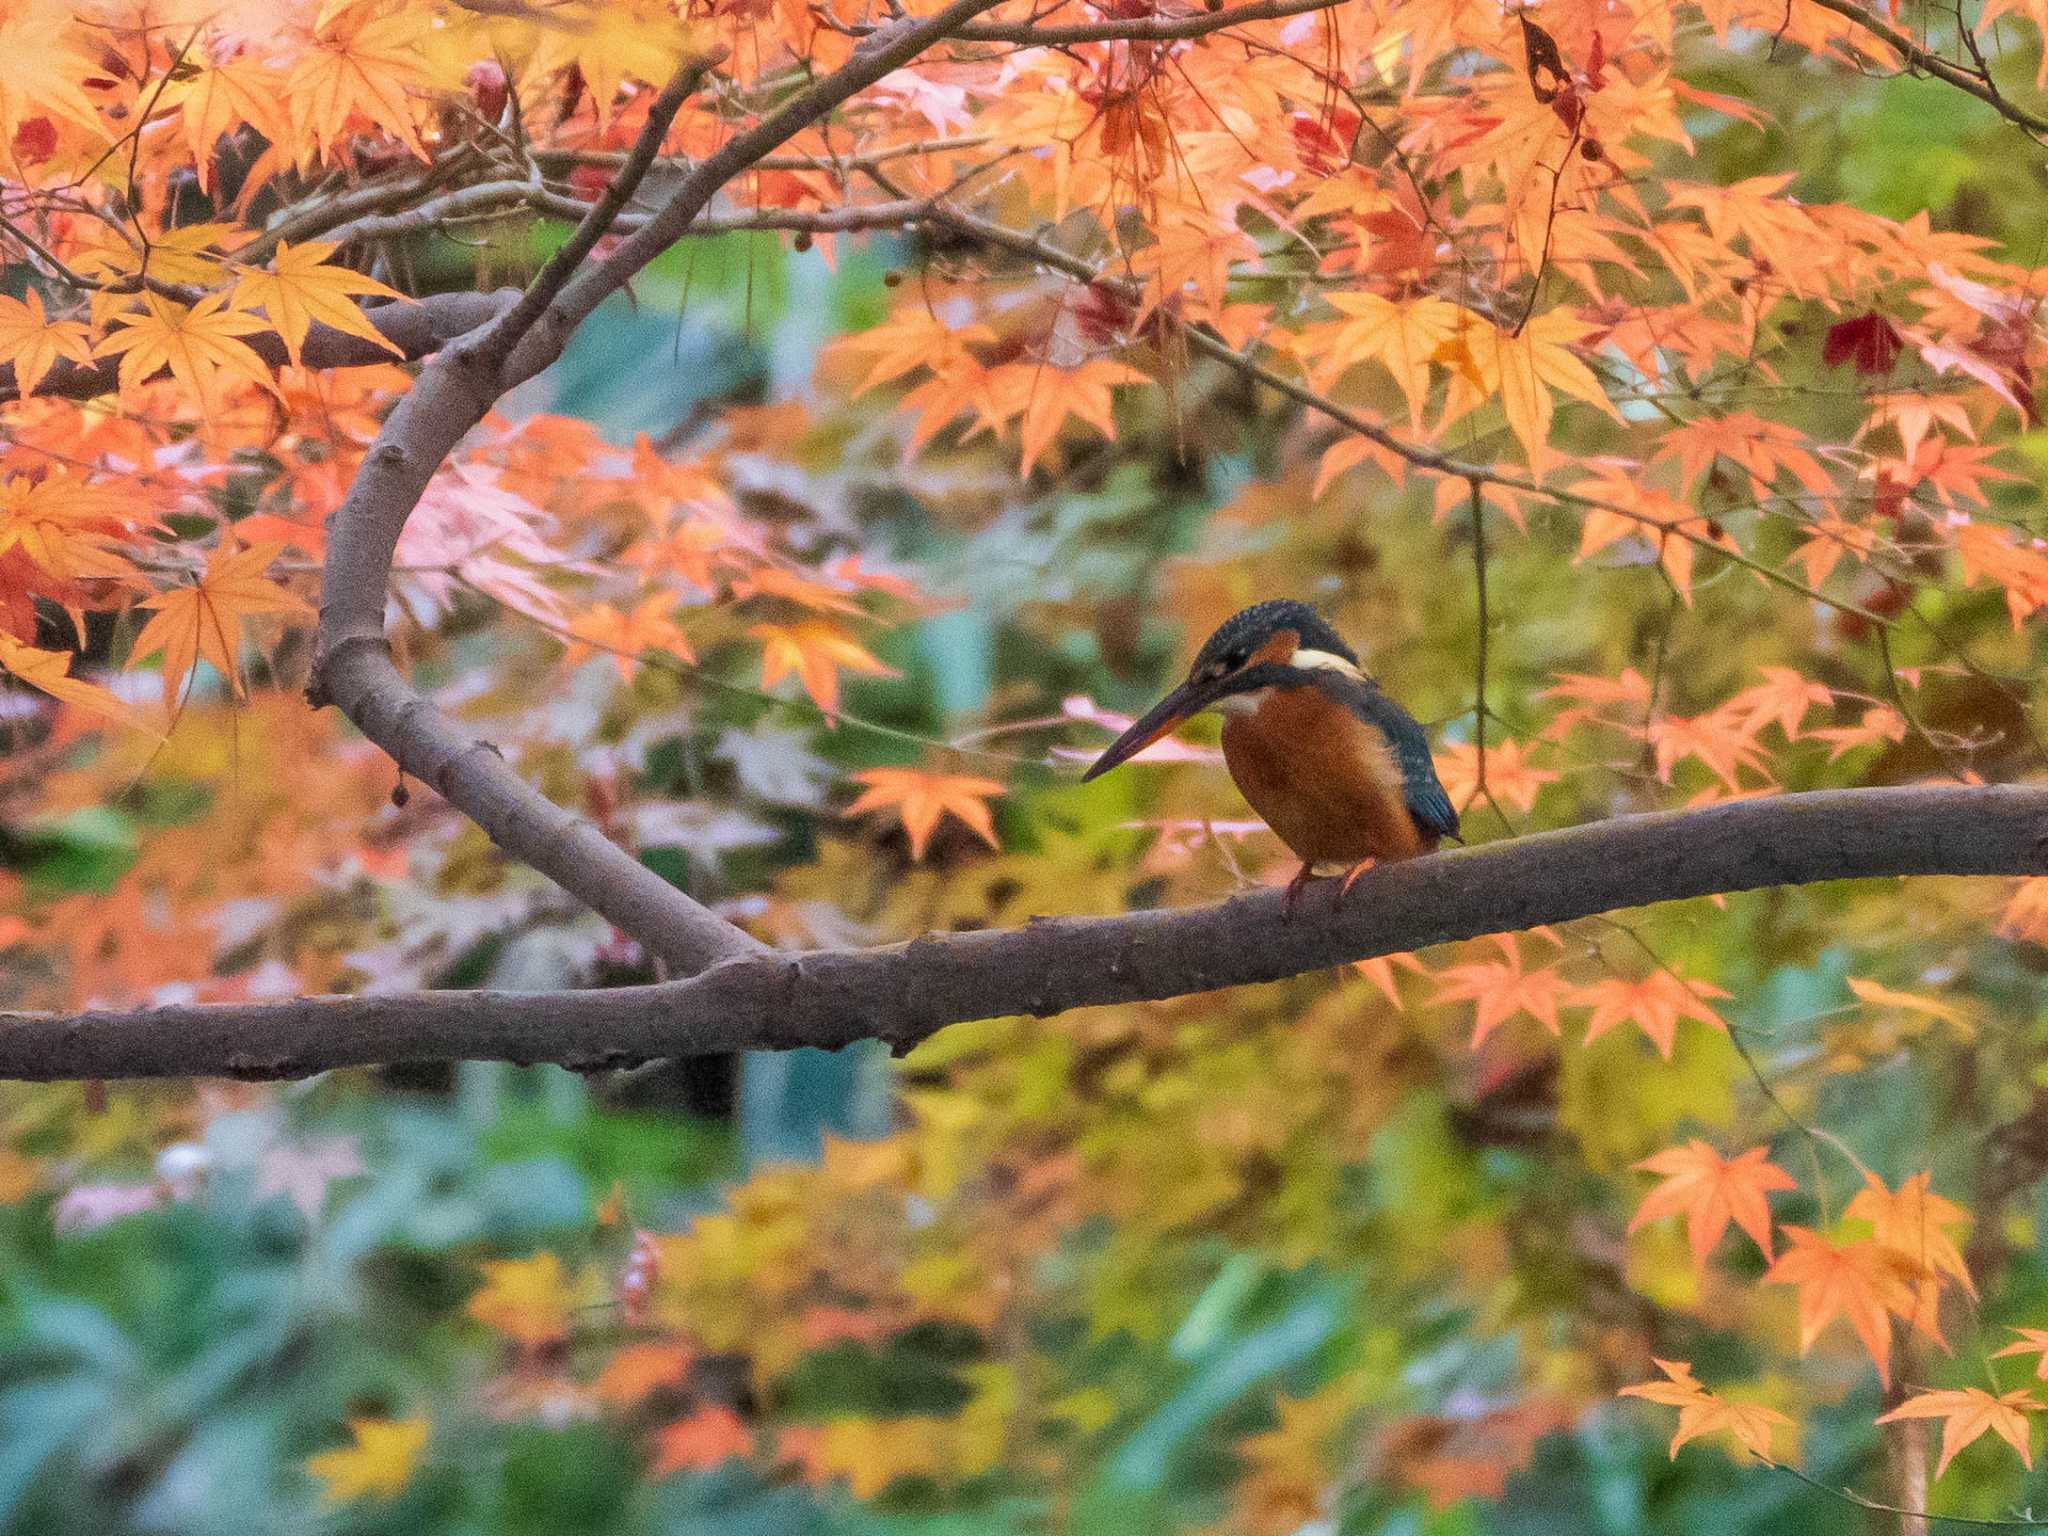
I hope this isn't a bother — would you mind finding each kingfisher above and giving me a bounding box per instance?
[1083,599,1458,910]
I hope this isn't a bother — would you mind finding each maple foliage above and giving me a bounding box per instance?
[304,1416,432,1505]
[0,0,2045,1528]
[1876,1389,2041,1478]
[843,767,1006,860]
[1619,1358,1792,1462]
[1629,1140,1795,1270]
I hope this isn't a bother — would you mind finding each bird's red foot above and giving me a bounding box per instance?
[1282,863,1317,918]
[1337,858,1377,901]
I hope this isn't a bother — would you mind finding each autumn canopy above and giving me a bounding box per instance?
[3,0,2048,1528]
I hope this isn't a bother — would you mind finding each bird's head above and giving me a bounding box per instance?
[1082,599,1363,781]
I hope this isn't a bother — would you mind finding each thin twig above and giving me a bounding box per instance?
[470,52,727,375]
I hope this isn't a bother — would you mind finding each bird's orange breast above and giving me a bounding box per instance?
[1221,685,1427,868]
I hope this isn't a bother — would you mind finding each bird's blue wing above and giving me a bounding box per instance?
[1319,675,1460,842]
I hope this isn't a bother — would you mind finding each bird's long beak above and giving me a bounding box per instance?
[1082,676,1225,782]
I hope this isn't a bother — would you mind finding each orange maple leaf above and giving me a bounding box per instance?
[649,1407,754,1476]
[1578,971,1731,1058]
[1993,1328,2048,1380]
[2001,878,2048,946]
[1573,476,1715,604]
[0,289,92,398]
[593,1343,694,1408]
[231,240,407,367]
[842,311,995,393]
[130,543,314,708]
[564,593,696,680]
[1807,705,1906,762]
[1845,1170,1975,1300]
[1650,709,1772,791]
[732,566,864,614]
[750,620,896,714]
[1353,951,1425,1009]
[1438,307,1620,472]
[1763,1226,1918,1385]
[1432,934,1570,1048]
[1629,1140,1793,1269]
[1876,1388,2039,1479]
[845,767,1005,860]
[95,292,276,418]
[1952,520,2048,629]
[1725,667,1834,741]
[973,358,1148,474]
[1434,737,1558,815]
[1619,1358,1791,1462]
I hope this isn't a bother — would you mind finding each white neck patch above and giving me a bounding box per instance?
[1290,647,1365,681]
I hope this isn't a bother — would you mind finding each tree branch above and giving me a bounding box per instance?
[0,289,516,404]
[1795,0,2048,140]
[467,50,725,375]
[511,0,1009,375]
[307,0,1009,976]
[938,0,1344,45]
[3,784,2043,1081]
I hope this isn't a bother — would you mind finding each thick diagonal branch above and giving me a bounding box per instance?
[2,784,2043,1081]
[310,1,1007,974]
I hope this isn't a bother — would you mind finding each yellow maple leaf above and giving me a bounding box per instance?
[95,293,277,418]
[74,226,246,302]
[0,474,144,583]
[1314,292,1462,428]
[164,53,292,194]
[306,1416,430,1505]
[130,542,314,708]
[0,290,92,398]
[466,1251,577,1348]
[1846,976,1976,1042]
[1620,1358,1790,1462]
[844,767,1005,860]
[287,7,432,169]
[1877,1388,2040,1479]
[750,620,896,715]
[1439,307,1620,471]
[778,1415,949,1499]
[0,0,103,141]
[0,632,138,728]
[231,241,406,368]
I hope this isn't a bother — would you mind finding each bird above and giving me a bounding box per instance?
[1082,599,1458,912]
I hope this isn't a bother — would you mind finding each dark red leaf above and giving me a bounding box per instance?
[1822,312,1904,375]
